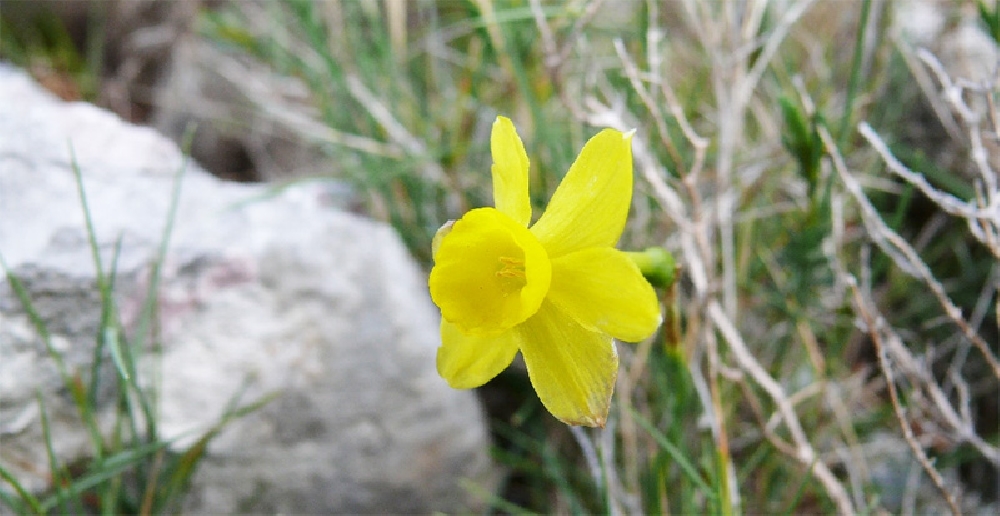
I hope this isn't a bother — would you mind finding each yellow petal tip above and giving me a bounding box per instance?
[561,414,607,428]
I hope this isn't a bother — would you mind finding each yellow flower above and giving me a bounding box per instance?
[429,116,661,427]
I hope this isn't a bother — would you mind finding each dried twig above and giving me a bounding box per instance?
[823,118,1000,462]
[824,122,1000,380]
[344,75,446,183]
[849,278,962,516]
[709,301,855,516]
[859,123,992,220]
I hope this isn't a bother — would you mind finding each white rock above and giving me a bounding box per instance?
[0,63,495,513]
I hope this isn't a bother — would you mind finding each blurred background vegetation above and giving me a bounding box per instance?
[2,0,999,513]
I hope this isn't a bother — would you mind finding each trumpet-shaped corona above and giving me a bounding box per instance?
[430,207,550,336]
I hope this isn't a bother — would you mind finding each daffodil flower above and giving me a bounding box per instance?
[429,116,661,427]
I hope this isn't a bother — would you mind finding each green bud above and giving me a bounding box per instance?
[625,247,676,289]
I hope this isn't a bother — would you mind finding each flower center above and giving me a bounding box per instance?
[428,207,551,335]
[496,256,527,294]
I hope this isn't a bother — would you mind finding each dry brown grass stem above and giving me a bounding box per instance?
[708,301,856,516]
[195,44,405,160]
[859,122,1000,383]
[565,16,736,513]
[613,40,691,179]
[847,273,962,516]
[821,118,1000,467]
[924,59,1000,263]
[255,94,404,158]
[894,39,964,141]
[825,193,963,514]
[343,75,446,183]
[859,123,991,220]
[686,0,816,319]
[529,0,609,77]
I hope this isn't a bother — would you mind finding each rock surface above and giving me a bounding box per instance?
[0,62,494,513]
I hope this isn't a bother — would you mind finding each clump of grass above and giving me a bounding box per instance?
[0,4,101,101]
[0,145,261,515]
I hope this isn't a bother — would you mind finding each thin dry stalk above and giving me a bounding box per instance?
[708,301,855,516]
[578,41,746,516]
[821,120,1000,467]
[825,213,963,514]
[860,124,991,220]
[693,0,816,319]
[851,281,962,516]
[825,123,1000,381]
[612,40,690,177]
[859,124,1000,382]
[569,426,604,495]
[343,75,446,183]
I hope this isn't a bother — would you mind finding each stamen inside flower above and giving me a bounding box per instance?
[496,256,527,295]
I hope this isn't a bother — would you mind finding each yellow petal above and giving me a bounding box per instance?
[491,116,532,226]
[530,128,634,258]
[547,247,661,342]
[437,319,520,388]
[429,207,551,335]
[517,301,618,427]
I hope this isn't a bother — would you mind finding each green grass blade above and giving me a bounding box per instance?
[459,477,538,516]
[627,407,717,499]
[104,325,129,382]
[129,125,195,443]
[35,393,80,514]
[67,146,127,462]
[0,254,70,382]
[69,144,107,293]
[87,235,124,412]
[0,463,44,515]
[779,453,821,515]
[154,389,276,512]
[36,441,170,513]
[837,0,873,146]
